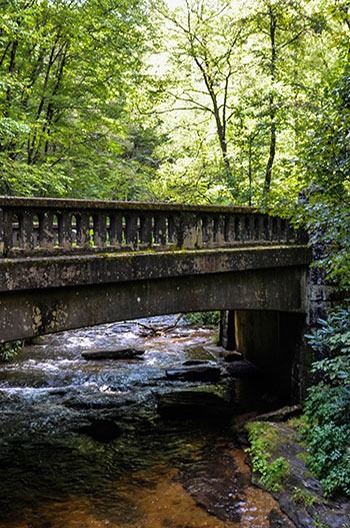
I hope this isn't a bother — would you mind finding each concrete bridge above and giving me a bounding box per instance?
[0,196,316,399]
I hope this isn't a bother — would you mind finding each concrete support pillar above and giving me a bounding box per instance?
[221,309,306,402]
[219,310,236,350]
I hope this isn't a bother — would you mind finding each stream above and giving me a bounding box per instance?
[0,315,295,528]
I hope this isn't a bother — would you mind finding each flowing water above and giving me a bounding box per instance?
[0,316,295,528]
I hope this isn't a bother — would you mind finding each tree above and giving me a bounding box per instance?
[0,0,161,198]
[154,0,250,199]
[150,0,328,205]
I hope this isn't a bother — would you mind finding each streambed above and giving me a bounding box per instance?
[0,316,295,528]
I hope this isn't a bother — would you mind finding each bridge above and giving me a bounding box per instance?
[0,196,317,400]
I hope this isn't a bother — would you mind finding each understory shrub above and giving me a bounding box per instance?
[304,308,350,497]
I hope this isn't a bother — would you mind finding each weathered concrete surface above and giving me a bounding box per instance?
[0,264,308,343]
[0,246,310,292]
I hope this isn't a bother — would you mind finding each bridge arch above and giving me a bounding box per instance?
[0,196,318,400]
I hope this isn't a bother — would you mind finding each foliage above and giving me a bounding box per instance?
[291,487,316,507]
[291,66,350,289]
[304,308,350,497]
[1,0,348,205]
[151,0,336,205]
[184,311,220,327]
[0,340,22,361]
[0,0,161,199]
[246,421,290,491]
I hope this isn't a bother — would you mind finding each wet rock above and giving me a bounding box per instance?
[157,387,234,417]
[180,450,243,522]
[183,345,218,362]
[248,422,350,528]
[268,508,292,527]
[253,405,302,423]
[182,359,207,366]
[166,364,222,382]
[225,359,258,378]
[81,346,145,360]
[223,351,243,362]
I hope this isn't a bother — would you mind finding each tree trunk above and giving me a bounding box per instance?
[264,6,277,196]
[264,96,276,194]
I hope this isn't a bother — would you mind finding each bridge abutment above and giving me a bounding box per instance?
[220,309,307,402]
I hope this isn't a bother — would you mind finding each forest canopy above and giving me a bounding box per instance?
[0,0,348,208]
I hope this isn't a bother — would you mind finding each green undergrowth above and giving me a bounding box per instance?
[184,311,221,327]
[304,307,350,497]
[0,340,23,361]
[245,421,290,492]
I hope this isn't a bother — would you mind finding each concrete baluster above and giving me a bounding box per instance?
[214,215,225,246]
[181,212,200,249]
[20,210,34,250]
[265,216,273,241]
[153,214,167,247]
[124,213,139,248]
[271,216,278,241]
[201,216,210,246]
[1,209,15,255]
[76,212,91,248]
[166,214,177,246]
[93,213,107,248]
[32,213,40,247]
[138,213,153,248]
[233,216,240,242]
[59,211,72,250]
[39,211,55,250]
[253,215,260,242]
[108,212,122,248]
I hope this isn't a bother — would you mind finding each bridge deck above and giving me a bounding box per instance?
[0,198,311,344]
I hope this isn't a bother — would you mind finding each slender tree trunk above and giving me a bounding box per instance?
[264,6,277,195]
[264,96,276,194]
[214,110,235,194]
[248,138,253,206]
[4,40,18,117]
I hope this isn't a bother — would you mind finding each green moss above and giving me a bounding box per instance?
[245,421,290,492]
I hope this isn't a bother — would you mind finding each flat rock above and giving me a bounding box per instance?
[252,405,302,423]
[166,364,222,382]
[180,451,242,522]
[157,387,234,417]
[183,345,218,362]
[223,351,244,362]
[81,346,145,360]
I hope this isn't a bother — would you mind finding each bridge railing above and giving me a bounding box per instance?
[0,197,307,258]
